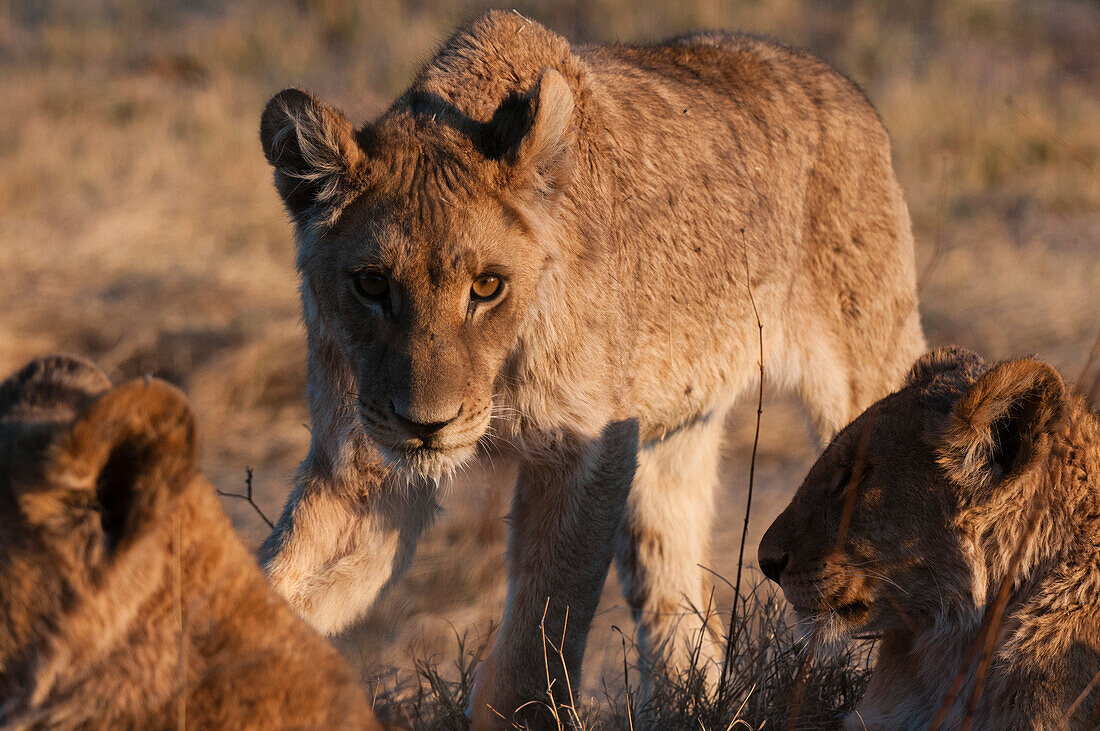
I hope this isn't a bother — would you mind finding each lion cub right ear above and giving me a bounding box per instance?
[30,379,198,558]
[260,89,366,228]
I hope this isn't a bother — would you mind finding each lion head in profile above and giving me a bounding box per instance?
[758,346,1070,645]
[259,47,577,480]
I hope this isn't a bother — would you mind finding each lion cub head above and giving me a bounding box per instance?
[0,356,377,728]
[758,347,1069,644]
[258,28,576,479]
[0,356,196,690]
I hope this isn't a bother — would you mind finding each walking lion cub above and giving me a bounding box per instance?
[760,348,1100,728]
[0,356,379,729]
[257,10,924,723]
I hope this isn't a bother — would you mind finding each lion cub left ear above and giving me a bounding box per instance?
[939,358,1066,498]
[494,69,575,201]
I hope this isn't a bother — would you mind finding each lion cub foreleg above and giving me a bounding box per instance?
[615,414,726,696]
[469,420,638,729]
[260,452,438,636]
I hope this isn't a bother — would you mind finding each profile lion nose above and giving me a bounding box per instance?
[390,401,463,439]
[759,552,789,583]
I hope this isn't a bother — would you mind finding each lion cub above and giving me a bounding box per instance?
[760,347,1100,729]
[0,356,379,729]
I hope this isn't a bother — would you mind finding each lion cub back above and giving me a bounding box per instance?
[0,356,380,729]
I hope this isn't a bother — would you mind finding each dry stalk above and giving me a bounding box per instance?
[1063,666,1100,726]
[1007,96,1099,179]
[720,234,765,703]
[612,626,635,731]
[919,152,951,289]
[538,597,562,729]
[175,514,186,731]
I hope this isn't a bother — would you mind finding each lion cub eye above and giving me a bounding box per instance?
[354,272,389,300]
[471,274,502,300]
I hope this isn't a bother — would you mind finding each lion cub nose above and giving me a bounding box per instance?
[759,553,789,583]
[390,401,462,439]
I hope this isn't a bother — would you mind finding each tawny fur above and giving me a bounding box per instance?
[256,11,925,725]
[760,347,1100,729]
[0,356,379,730]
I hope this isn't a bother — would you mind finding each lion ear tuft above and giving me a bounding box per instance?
[939,358,1066,498]
[492,70,575,201]
[260,88,366,228]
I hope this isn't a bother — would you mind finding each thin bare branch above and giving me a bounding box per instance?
[720,231,765,705]
[216,467,274,530]
[919,152,950,288]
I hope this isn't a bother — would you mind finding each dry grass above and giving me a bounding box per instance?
[2,0,1098,726]
[369,583,873,730]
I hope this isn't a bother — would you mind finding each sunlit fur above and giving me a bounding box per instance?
[257,11,926,725]
[760,347,1100,729]
[0,356,379,729]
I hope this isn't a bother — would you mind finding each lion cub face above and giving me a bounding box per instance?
[759,347,1067,645]
[259,72,575,479]
[0,357,197,696]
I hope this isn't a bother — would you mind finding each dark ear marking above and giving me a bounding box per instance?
[63,379,198,554]
[259,88,365,228]
[0,355,111,423]
[490,70,575,200]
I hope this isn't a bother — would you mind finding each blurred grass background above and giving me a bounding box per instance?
[1,0,1097,723]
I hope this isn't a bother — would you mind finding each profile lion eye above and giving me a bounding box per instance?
[354,272,389,300]
[471,274,502,300]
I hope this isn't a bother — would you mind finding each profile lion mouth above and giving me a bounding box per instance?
[785,576,876,630]
[833,598,873,621]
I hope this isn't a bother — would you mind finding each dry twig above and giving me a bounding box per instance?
[216,467,274,530]
[719,232,765,706]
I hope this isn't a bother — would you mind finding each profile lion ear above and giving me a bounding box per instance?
[260,88,366,228]
[493,69,575,201]
[40,379,198,555]
[905,346,986,389]
[0,355,111,423]
[939,358,1066,498]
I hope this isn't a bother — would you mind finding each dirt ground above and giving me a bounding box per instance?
[2,0,1097,710]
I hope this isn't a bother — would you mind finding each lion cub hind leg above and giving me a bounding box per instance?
[615,412,728,696]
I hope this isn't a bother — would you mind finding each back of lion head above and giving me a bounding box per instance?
[0,356,379,729]
[0,356,202,699]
